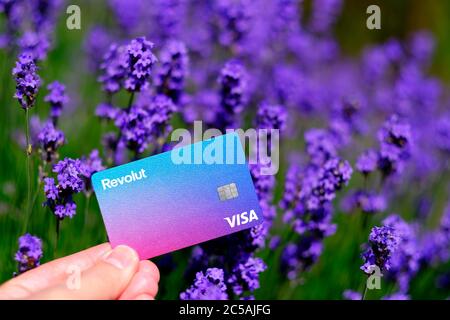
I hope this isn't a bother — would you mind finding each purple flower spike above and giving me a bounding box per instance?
[356,149,378,175]
[44,177,58,200]
[305,129,337,166]
[214,0,253,50]
[377,115,413,176]
[99,43,128,94]
[435,115,450,154]
[18,31,50,61]
[99,37,157,94]
[343,290,362,300]
[341,190,386,214]
[180,268,229,300]
[37,121,65,163]
[95,103,120,121]
[256,103,287,132]
[44,158,85,220]
[54,201,77,219]
[53,158,85,193]
[228,256,267,297]
[156,40,189,105]
[12,54,41,109]
[361,225,400,274]
[310,0,343,33]
[45,81,69,121]
[214,60,248,131]
[81,150,105,179]
[15,233,43,274]
[125,37,158,92]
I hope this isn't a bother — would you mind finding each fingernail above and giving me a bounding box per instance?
[103,245,138,270]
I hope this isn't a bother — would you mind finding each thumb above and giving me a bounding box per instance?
[30,245,139,300]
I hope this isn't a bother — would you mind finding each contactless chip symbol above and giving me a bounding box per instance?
[217,183,239,201]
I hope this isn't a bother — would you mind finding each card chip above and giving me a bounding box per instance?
[218,183,239,201]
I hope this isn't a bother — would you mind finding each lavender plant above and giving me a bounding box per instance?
[14,233,43,275]
[1,0,450,301]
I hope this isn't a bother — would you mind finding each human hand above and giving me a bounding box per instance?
[0,243,159,300]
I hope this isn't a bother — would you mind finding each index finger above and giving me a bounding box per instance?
[0,243,112,299]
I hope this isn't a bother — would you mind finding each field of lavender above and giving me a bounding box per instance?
[0,0,450,300]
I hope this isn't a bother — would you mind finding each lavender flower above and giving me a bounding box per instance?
[435,115,450,154]
[44,158,85,219]
[124,37,158,92]
[281,157,352,278]
[95,103,120,121]
[12,54,41,109]
[382,215,420,292]
[214,60,248,130]
[18,31,50,61]
[115,105,151,154]
[250,164,275,210]
[382,292,410,300]
[356,149,378,175]
[271,0,301,37]
[99,37,157,94]
[409,31,435,65]
[154,0,186,41]
[80,150,105,194]
[361,225,401,274]
[156,40,188,105]
[213,0,253,50]
[180,268,229,300]
[37,121,65,163]
[15,233,43,274]
[144,94,176,136]
[99,43,128,94]
[310,0,343,33]
[255,103,287,132]
[108,0,145,35]
[341,190,386,214]
[0,0,23,35]
[53,158,85,193]
[84,26,113,71]
[377,115,413,176]
[343,290,362,300]
[304,129,337,166]
[30,0,63,32]
[419,203,450,266]
[1,0,61,59]
[80,150,104,179]
[115,94,175,155]
[227,256,267,297]
[44,81,69,122]
[280,163,301,211]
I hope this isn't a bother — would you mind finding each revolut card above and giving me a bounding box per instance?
[92,133,263,259]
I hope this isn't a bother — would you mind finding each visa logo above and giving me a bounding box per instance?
[225,210,258,228]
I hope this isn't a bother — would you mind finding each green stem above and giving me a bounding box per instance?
[84,194,91,227]
[25,109,32,219]
[113,92,136,164]
[23,163,47,233]
[362,212,370,229]
[126,91,135,111]
[55,217,61,253]
[361,280,368,300]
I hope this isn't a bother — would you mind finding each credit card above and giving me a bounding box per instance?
[92,133,263,259]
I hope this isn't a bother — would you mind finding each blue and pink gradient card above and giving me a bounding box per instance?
[92,133,263,259]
